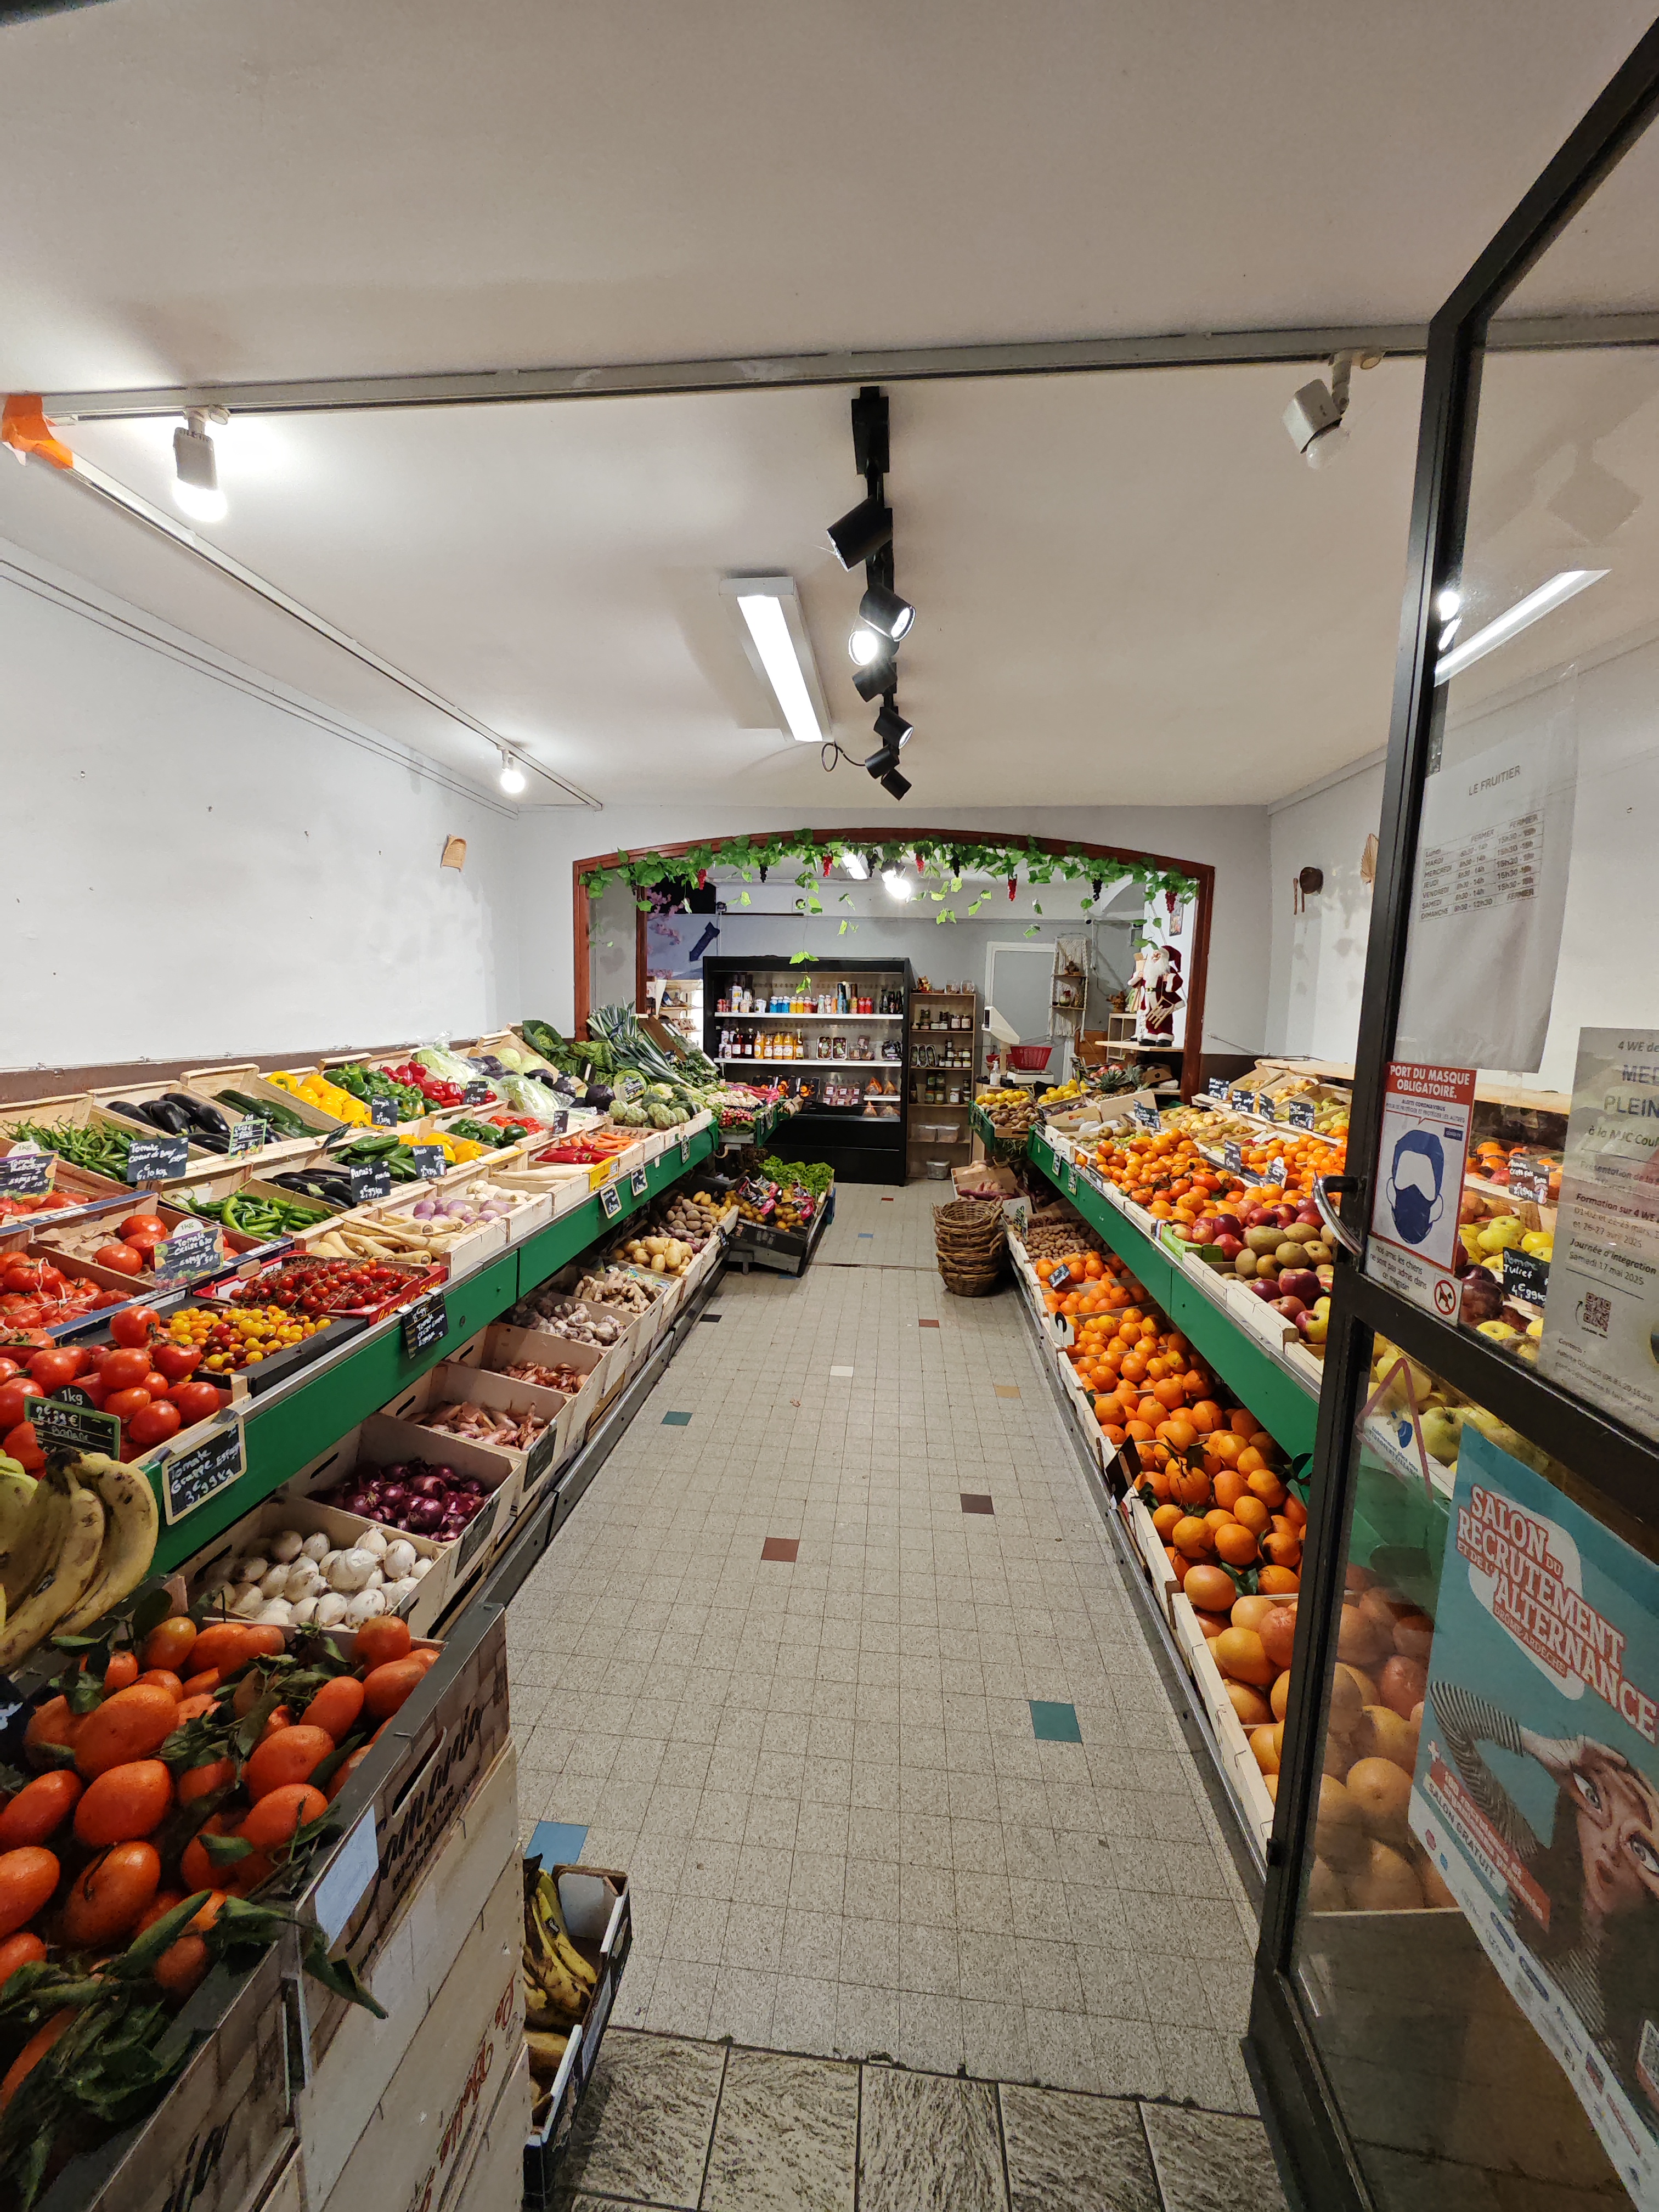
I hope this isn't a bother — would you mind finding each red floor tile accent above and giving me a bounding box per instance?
[760,1537,799,1562]
[918,1318,940,1329]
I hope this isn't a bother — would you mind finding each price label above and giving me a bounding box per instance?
[1229,1087,1254,1114]
[227,1117,271,1158]
[125,1135,189,1186]
[1506,1155,1553,1205]
[1207,1078,1229,1100]
[1286,1099,1316,1131]
[401,1289,449,1357]
[33,1395,122,1459]
[1066,1164,1079,1195]
[153,1224,221,1287]
[1267,1158,1287,1189]
[524,1423,560,1488]
[348,1163,393,1203]
[678,1132,691,1165]
[370,1096,399,1128]
[1132,1102,1161,1131]
[1047,1262,1073,1291]
[455,1499,495,1573]
[408,1146,446,1181]
[1502,1245,1551,1305]
[630,1166,648,1198]
[1223,1141,1245,1175]
[161,1420,246,1526]
[462,1081,493,1106]
[600,1181,623,1220]
[0,1148,52,1195]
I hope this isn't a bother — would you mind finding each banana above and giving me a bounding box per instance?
[534,1876,597,1989]
[58,1456,160,1634]
[0,1472,69,1613]
[0,1469,105,1670]
[523,1945,586,2022]
[0,1465,37,1557]
[526,2029,569,2084]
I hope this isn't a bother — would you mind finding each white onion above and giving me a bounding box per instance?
[285,1560,324,1600]
[291,1595,320,1627]
[382,1576,417,1605]
[409,1556,435,1581]
[270,1530,306,1564]
[259,1565,292,1600]
[315,1592,349,1628]
[364,1565,385,1590]
[328,1548,377,1593]
[344,1589,387,1626]
[256,1600,294,1626]
[384,1539,417,1579]
[230,1585,266,1619]
[357,1528,388,1560]
[301,1532,331,1562]
[235,1555,268,1585]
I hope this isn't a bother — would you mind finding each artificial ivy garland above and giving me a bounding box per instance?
[582,832,1195,923]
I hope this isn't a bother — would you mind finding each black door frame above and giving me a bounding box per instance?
[1247,22,1659,2207]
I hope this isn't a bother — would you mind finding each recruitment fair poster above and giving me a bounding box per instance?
[1412,1424,1659,2205]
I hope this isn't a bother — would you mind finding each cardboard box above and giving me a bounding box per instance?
[184,1496,447,1636]
[448,2045,533,2212]
[297,1741,520,2199]
[448,1322,608,1467]
[522,1866,633,2211]
[493,1300,633,1402]
[318,1855,523,2212]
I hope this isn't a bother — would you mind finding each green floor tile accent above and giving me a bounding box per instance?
[662,1410,693,1425]
[1030,1699,1083,1742]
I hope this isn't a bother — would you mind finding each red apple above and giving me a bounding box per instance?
[1213,1213,1243,1239]
[1214,1235,1244,1261]
[1270,1295,1307,1320]
[1249,1278,1279,1300]
[1279,1269,1321,1305]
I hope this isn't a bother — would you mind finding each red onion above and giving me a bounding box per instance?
[377,1482,410,1514]
[405,1497,445,1534]
[407,1473,450,1502]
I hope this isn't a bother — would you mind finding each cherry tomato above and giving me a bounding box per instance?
[0,1380,41,1432]
[104,1388,153,1422]
[108,1306,158,1350]
[127,1402,182,1448]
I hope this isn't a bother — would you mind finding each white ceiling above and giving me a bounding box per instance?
[0,0,1652,814]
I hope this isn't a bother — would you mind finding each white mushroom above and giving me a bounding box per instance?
[343,1588,387,1626]
[384,1539,417,1581]
[314,1592,349,1629]
[301,1532,331,1562]
[327,1548,377,1594]
[270,1529,306,1564]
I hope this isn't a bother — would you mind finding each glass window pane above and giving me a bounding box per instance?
[1289,1335,1657,2206]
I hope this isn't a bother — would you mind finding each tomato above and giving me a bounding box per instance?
[151,1343,201,1383]
[140,1372,172,1399]
[99,1348,150,1393]
[62,1840,160,1946]
[0,1379,41,1432]
[25,1349,81,1391]
[3,1425,42,1474]
[1,1262,44,1293]
[169,1380,225,1426]
[95,1244,145,1277]
[143,1616,198,1675]
[119,1214,167,1240]
[128,1403,181,1449]
[109,1305,158,1350]
[79,1377,110,1410]
[0,1359,18,1385]
[104,1387,153,1422]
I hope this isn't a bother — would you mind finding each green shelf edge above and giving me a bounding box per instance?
[1026,1132,1319,1461]
[149,1130,716,1575]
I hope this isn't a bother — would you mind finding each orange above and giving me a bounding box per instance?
[1214,1521,1260,1568]
[1151,1503,1183,1540]
[1259,1565,1301,1595]
[1171,1516,1210,1559]
[1248,1469,1288,1509]
[1233,1496,1270,1535]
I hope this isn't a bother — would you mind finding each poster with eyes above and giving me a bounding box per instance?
[1412,1423,1659,2205]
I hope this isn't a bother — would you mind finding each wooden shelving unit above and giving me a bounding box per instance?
[907,986,978,1177]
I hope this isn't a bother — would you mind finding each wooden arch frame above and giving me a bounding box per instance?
[572,827,1215,1098]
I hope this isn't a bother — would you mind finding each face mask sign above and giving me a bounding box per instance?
[1387,1129,1446,1248]
[1368,1063,1476,1317]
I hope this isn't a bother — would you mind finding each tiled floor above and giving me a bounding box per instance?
[510,1180,1280,2204]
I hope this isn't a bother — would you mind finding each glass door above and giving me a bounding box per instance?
[1251,28,1659,2211]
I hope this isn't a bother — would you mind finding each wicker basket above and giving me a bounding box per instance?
[938,1259,1005,1297]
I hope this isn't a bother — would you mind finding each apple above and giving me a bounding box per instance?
[1273,1204,1300,1228]
[1214,1234,1244,1261]
[1249,1278,1280,1300]
[1279,1269,1320,1304]
[1242,1205,1268,1229]
[1271,1295,1307,1321]
[1296,1205,1322,1227]
[1190,1216,1218,1243]
[1212,1212,1243,1239]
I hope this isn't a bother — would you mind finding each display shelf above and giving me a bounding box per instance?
[1026,1127,1318,1459]
[719,1057,893,1068]
[148,1126,717,1575]
[714,1009,905,1020]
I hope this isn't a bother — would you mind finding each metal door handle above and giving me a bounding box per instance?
[1313,1175,1365,1260]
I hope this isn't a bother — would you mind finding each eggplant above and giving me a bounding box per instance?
[139,1096,194,1136]
[163,1092,230,1138]
[106,1099,159,1127]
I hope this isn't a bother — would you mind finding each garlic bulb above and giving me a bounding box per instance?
[270,1529,306,1564]
[357,1528,388,1561]
[235,1555,269,1585]
[328,1548,377,1594]
[256,1600,294,1626]
[383,1539,417,1581]
[291,1595,320,1627]
[314,1592,349,1628]
[343,1588,387,1626]
[302,1532,331,1562]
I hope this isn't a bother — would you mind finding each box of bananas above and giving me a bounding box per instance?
[0,1445,158,1671]
[522,1853,631,2190]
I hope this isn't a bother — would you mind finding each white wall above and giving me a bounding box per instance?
[2,553,522,1073]
[518,801,1273,1052]
[1265,757,1385,1062]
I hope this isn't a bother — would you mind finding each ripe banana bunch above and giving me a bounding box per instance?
[522,1866,596,2076]
[0,1452,159,1667]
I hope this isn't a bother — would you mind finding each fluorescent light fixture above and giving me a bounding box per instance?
[720,574,831,743]
[842,852,870,879]
[173,410,227,523]
[881,868,913,899]
[1435,568,1607,684]
[498,751,527,795]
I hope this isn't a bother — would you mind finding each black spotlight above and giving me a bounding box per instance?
[880,766,911,800]
[872,703,912,749]
[852,654,894,702]
[827,495,893,569]
[859,580,915,641]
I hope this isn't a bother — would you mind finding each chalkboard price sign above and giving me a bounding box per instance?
[1207,1078,1229,1100]
[1286,1099,1317,1131]
[1223,1141,1245,1175]
[524,1423,559,1488]
[408,1146,446,1181]
[1228,1088,1254,1115]
[401,1290,448,1358]
[0,1149,51,1195]
[462,1081,493,1106]
[1132,1102,1161,1131]
[1506,1155,1553,1206]
[370,1097,399,1129]
[228,1118,270,1158]
[455,1497,496,1573]
[600,1181,623,1220]
[33,1395,122,1459]
[1502,1245,1551,1305]
[348,1163,393,1203]
[630,1165,648,1198]
[161,1421,246,1526]
[1267,1158,1288,1189]
[153,1225,222,1288]
[125,1136,189,1186]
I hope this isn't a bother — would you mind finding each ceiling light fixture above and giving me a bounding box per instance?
[842,851,870,879]
[826,494,893,569]
[881,768,911,801]
[851,657,894,702]
[1434,568,1607,684]
[720,574,831,744]
[881,868,913,900]
[848,626,885,667]
[872,703,912,750]
[172,405,229,522]
[859,581,915,642]
[1283,349,1383,470]
[498,749,527,795]
[1436,586,1462,619]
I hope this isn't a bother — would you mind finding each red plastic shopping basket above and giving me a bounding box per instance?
[1007,1045,1053,1070]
